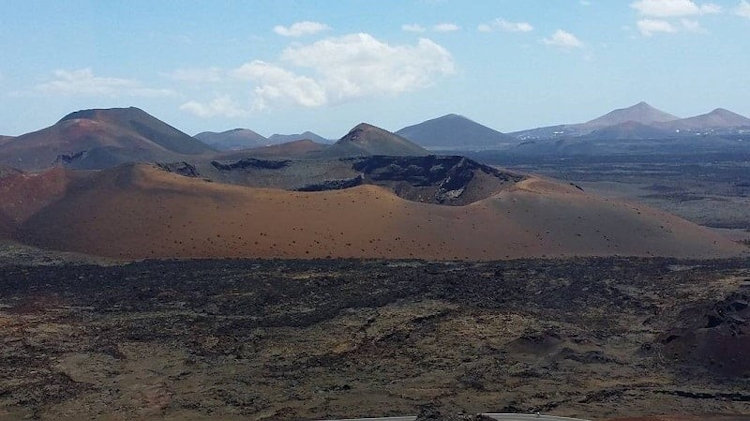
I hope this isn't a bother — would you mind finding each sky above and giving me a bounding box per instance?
[1,0,749,138]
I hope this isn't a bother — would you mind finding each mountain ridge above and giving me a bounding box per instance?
[268,131,330,145]
[510,102,750,141]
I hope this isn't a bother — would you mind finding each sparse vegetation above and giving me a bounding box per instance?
[0,256,748,420]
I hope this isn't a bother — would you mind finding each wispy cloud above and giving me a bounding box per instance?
[433,23,460,32]
[737,0,750,18]
[402,23,426,33]
[35,68,173,97]
[637,18,678,35]
[273,21,330,37]
[478,18,534,33]
[631,0,720,37]
[543,30,584,49]
[166,67,223,83]
[179,96,249,118]
[631,0,722,17]
[680,18,707,32]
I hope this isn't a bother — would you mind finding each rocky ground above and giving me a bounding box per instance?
[0,254,749,420]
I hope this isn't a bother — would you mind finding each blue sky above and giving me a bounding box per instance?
[1,0,749,137]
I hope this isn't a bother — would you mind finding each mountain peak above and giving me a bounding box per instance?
[708,108,739,116]
[194,128,267,151]
[324,122,428,157]
[661,107,750,130]
[2,107,211,171]
[350,122,378,132]
[585,102,679,128]
[341,123,406,144]
[396,113,513,149]
[267,131,330,145]
[59,106,147,123]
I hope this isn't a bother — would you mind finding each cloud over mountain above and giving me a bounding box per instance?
[181,33,454,117]
[280,34,454,102]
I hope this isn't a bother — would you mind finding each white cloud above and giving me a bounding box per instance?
[478,18,534,33]
[631,0,720,36]
[35,68,173,97]
[180,96,249,118]
[737,0,750,18]
[542,30,584,49]
[637,18,678,35]
[166,67,223,83]
[630,0,721,17]
[180,33,454,114]
[402,23,426,33]
[278,33,454,104]
[273,21,330,37]
[232,60,327,109]
[433,23,460,32]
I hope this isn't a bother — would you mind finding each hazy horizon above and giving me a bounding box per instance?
[2,0,749,137]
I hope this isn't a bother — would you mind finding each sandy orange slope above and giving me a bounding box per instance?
[8,164,744,260]
[0,167,79,225]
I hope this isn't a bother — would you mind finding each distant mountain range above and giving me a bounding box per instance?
[2,103,749,170]
[395,103,749,151]
[0,108,430,171]
[511,102,750,142]
[196,129,331,151]
[656,108,750,132]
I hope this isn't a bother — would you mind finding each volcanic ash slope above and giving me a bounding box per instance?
[9,164,745,260]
